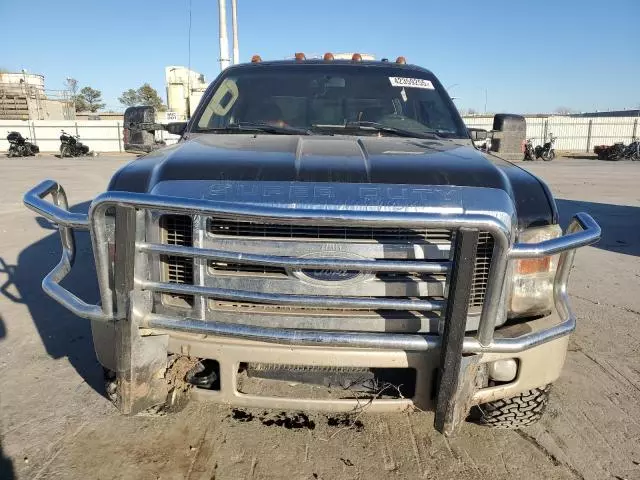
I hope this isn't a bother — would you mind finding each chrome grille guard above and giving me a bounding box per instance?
[24,179,601,355]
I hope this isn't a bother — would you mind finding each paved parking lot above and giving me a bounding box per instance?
[0,154,639,480]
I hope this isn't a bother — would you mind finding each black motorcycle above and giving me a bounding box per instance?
[7,131,39,157]
[623,141,640,161]
[604,143,626,161]
[523,138,536,161]
[535,134,556,161]
[59,130,90,157]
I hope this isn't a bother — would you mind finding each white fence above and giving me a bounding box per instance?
[464,115,639,152]
[0,120,179,153]
[2,116,639,154]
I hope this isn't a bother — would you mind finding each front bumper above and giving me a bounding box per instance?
[162,314,571,413]
[24,179,601,433]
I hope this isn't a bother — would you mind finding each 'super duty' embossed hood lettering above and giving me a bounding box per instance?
[109,134,555,228]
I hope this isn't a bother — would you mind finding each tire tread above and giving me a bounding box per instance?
[472,385,551,429]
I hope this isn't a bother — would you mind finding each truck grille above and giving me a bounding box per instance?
[160,215,493,311]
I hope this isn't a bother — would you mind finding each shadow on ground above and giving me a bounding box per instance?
[556,199,640,257]
[0,439,14,480]
[0,201,104,395]
[561,153,598,160]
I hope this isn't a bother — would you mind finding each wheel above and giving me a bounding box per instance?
[543,150,555,161]
[470,385,551,429]
[7,148,14,158]
[60,145,69,158]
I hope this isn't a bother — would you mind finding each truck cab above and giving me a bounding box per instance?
[24,54,600,434]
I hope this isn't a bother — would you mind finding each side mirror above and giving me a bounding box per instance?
[124,106,157,153]
[165,122,187,136]
[468,128,488,141]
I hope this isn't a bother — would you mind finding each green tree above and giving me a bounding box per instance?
[118,83,167,111]
[78,86,105,112]
[118,88,139,107]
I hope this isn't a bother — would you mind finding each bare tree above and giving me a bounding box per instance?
[554,106,575,115]
[64,78,90,112]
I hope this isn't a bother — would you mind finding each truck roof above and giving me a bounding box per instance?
[226,59,434,75]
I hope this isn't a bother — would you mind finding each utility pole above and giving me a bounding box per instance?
[218,0,230,71]
[484,88,488,114]
[231,0,239,65]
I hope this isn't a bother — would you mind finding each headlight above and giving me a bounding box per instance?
[508,224,562,318]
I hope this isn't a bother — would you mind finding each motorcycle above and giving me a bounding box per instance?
[623,141,640,161]
[534,134,556,161]
[59,130,90,157]
[599,143,626,161]
[595,142,638,161]
[523,138,536,161]
[7,131,39,157]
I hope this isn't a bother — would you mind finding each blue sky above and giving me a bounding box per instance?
[1,0,638,113]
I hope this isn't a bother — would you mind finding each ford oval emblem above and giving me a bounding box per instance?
[290,252,375,286]
[300,269,361,282]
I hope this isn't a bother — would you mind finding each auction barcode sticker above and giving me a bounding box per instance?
[389,77,435,90]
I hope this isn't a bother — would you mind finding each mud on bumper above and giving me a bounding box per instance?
[24,179,600,434]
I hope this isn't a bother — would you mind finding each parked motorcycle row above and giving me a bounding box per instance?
[6,131,39,157]
[4,129,92,157]
[594,141,640,161]
[523,134,556,161]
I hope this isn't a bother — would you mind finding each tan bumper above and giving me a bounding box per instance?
[159,312,569,412]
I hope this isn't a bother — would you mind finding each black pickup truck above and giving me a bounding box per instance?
[24,56,600,435]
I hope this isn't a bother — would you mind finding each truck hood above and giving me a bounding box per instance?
[108,134,556,229]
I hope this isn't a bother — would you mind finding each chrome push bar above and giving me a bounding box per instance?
[24,179,601,354]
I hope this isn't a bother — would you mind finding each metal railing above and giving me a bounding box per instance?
[24,180,601,354]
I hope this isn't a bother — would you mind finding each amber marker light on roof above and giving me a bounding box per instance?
[352,53,363,62]
[251,55,262,63]
[323,52,335,61]
[396,56,407,64]
[294,52,306,61]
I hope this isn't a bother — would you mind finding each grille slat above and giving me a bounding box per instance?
[208,218,452,243]
[161,215,194,307]
[469,231,493,307]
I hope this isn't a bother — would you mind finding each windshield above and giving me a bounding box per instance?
[194,64,468,138]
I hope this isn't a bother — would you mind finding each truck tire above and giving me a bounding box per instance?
[471,385,551,429]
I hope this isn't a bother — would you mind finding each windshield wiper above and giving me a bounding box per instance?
[200,122,311,135]
[312,121,440,139]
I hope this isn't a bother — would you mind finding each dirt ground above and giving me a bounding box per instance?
[0,154,639,480]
